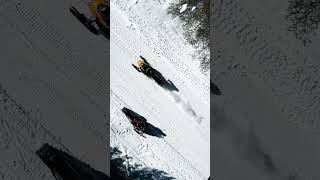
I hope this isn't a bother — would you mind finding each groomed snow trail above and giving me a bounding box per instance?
[110,0,210,179]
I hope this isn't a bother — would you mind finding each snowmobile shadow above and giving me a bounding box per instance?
[152,70,179,92]
[210,81,221,95]
[36,143,109,180]
[111,147,175,179]
[144,122,167,138]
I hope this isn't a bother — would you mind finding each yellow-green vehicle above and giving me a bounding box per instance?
[70,0,109,39]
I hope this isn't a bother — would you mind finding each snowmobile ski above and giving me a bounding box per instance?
[132,64,141,72]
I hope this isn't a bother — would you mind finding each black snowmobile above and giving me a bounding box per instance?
[36,143,109,180]
[121,107,147,136]
[132,56,179,91]
[121,107,167,138]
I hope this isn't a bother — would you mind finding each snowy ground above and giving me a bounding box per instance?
[0,0,109,179]
[211,0,320,179]
[110,0,210,179]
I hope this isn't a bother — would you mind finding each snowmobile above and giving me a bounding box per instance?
[132,56,167,86]
[70,0,110,39]
[121,107,147,136]
[36,143,109,180]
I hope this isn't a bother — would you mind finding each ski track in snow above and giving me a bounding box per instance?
[111,0,210,179]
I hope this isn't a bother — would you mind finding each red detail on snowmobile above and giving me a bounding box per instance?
[121,107,146,135]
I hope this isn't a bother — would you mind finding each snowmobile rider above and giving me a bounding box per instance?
[134,57,153,77]
[138,59,147,71]
[132,118,145,131]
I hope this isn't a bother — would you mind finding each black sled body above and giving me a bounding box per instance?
[121,107,146,135]
[121,107,166,138]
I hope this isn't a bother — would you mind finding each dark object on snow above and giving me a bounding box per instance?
[36,143,109,180]
[70,0,109,39]
[143,122,167,138]
[110,147,174,179]
[210,81,221,96]
[132,56,179,92]
[121,107,166,138]
[121,107,147,134]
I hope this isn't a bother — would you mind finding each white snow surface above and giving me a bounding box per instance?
[110,0,210,179]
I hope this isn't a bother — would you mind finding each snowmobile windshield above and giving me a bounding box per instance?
[97,4,109,27]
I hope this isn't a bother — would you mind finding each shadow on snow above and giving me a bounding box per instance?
[36,143,109,180]
[111,147,175,180]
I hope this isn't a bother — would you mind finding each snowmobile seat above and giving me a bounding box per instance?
[142,66,153,76]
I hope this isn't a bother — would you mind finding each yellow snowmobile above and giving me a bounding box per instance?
[70,0,109,39]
